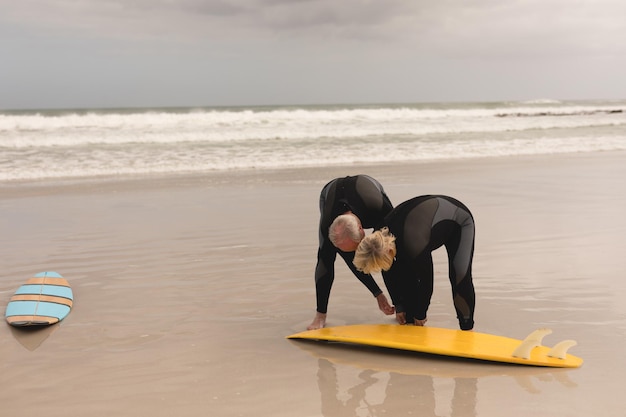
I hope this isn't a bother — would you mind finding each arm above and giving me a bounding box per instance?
[307,239,337,330]
[382,267,406,319]
[314,242,337,315]
[338,250,394,315]
[338,249,383,297]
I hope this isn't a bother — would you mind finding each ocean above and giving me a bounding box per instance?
[1,99,625,182]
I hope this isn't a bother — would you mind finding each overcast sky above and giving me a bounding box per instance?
[1,0,625,109]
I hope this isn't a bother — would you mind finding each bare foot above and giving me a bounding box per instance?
[307,312,327,330]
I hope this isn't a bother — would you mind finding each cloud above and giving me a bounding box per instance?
[1,0,412,42]
[3,0,624,59]
[1,0,625,108]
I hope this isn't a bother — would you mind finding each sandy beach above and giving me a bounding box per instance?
[1,151,625,417]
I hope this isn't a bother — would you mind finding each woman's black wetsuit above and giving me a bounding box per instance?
[315,175,394,314]
[381,195,476,330]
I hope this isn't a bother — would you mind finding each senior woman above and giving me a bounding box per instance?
[353,195,476,330]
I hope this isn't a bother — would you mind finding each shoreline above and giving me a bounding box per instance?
[2,150,623,198]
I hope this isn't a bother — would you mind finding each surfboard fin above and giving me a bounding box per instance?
[512,328,553,359]
[548,340,577,359]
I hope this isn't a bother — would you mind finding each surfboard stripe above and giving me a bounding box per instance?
[6,315,59,325]
[26,277,69,286]
[5,301,71,318]
[10,294,74,307]
[15,284,73,299]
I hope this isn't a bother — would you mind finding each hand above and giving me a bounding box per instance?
[396,312,406,325]
[376,293,395,315]
[307,312,327,330]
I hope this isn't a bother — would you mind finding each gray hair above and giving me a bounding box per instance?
[329,214,361,247]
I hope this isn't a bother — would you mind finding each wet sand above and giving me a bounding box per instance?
[1,151,625,417]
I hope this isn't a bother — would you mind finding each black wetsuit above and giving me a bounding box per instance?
[315,175,394,314]
[381,195,476,330]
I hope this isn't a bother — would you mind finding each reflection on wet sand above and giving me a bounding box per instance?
[294,340,578,417]
[9,324,59,351]
[318,358,477,417]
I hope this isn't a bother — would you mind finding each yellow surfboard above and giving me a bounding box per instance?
[287,324,583,368]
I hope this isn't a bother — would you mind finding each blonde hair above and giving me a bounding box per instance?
[353,227,397,274]
[329,214,362,247]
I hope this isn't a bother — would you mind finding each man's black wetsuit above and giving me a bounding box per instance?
[381,195,476,330]
[315,175,394,314]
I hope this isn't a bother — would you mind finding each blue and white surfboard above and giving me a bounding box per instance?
[5,272,74,326]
